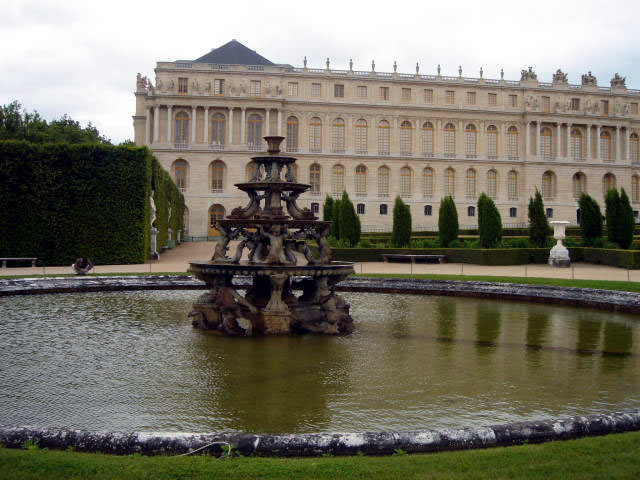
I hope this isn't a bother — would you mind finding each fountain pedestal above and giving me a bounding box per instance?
[548,221,571,267]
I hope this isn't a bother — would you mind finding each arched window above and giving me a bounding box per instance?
[355,119,368,153]
[468,206,475,217]
[444,167,455,197]
[540,127,552,159]
[631,133,639,164]
[571,129,583,160]
[378,166,390,195]
[422,122,434,156]
[487,169,498,199]
[309,117,322,152]
[600,130,611,161]
[507,126,518,159]
[424,205,432,216]
[486,125,498,159]
[400,167,412,197]
[423,167,433,197]
[175,111,189,145]
[208,204,225,236]
[309,163,321,194]
[355,165,367,194]
[378,120,390,154]
[211,113,225,146]
[466,168,477,198]
[444,123,456,157]
[332,164,345,193]
[246,161,259,181]
[400,121,413,154]
[172,159,188,192]
[632,175,640,203]
[465,124,477,157]
[542,171,556,199]
[508,170,518,199]
[247,113,262,149]
[210,160,225,192]
[286,116,299,152]
[602,173,616,197]
[572,172,586,199]
[332,118,345,153]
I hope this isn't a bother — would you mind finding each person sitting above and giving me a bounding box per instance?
[72,257,93,275]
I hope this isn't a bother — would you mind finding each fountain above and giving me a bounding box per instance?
[188,136,355,335]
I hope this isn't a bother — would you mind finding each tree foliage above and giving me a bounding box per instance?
[618,188,635,249]
[323,195,334,223]
[477,193,503,248]
[528,189,549,248]
[391,196,412,247]
[339,191,361,247]
[605,188,620,244]
[578,193,603,245]
[330,197,341,238]
[438,196,458,247]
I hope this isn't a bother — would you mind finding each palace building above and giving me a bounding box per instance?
[133,40,640,237]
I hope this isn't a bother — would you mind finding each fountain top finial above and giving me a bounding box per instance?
[265,136,285,155]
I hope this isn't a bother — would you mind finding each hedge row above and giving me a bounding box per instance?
[151,159,185,250]
[0,141,183,265]
[568,247,640,269]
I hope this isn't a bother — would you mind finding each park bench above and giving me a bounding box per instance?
[381,254,446,264]
[0,257,37,268]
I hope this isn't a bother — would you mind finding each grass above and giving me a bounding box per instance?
[1,431,639,479]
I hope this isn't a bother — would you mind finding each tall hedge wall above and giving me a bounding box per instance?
[0,141,183,265]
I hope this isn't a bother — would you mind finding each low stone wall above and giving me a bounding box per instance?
[1,410,639,456]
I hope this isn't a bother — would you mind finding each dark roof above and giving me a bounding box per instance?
[192,40,274,65]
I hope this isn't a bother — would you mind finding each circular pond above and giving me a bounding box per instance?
[1,290,638,433]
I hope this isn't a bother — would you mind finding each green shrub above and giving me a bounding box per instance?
[618,188,635,249]
[323,195,334,222]
[528,189,550,248]
[338,192,361,247]
[438,196,459,247]
[478,193,503,248]
[358,239,373,248]
[605,188,620,245]
[578,193,603,246]
[391,196,412,247]
[330,198,341,238]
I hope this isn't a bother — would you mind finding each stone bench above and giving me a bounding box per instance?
[0,257,37,268]
[381,254,446,264]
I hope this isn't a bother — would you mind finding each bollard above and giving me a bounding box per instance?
[572,265,574,280]
[461,263,464,276]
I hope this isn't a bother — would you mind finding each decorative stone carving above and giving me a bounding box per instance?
[437,64,441,76]
[479,67,483,78]
[204,81,211,93]
[303,56,307,68]
[393,61,397,73]
[548,221,570,267]
[611,73,626,88]
[520,67,537,81]
[416,62,419,74]
[458,65,462,76]
[371,60,375,72]
[500,68,504,80]
[349,58,353,71]
[326,57,330,70]
[191,79,199,92]
[552,69,568,84]
[581,71,597,86]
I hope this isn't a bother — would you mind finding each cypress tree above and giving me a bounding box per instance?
[604,188,620,244]
[330,197,341,239]
[478,193,503,248]
[578,193,603,245]
[339,191,360,247]
[528,189,549,248]
[618,188,635,249]
[323,195,334,222]
[391,196,412,247]
[438,196,459,248]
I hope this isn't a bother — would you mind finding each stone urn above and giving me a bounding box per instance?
[548,221,570,267]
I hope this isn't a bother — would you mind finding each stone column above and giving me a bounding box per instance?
[616,126,620,162]
[627,129,631,162]
[145,107,151,145]
[525,121,530,157]
[436,119,442,156]
[277,109,282,136]
[265,108,270,136]
[191,106,197,143]
[556,123,561,159]
[203,106,209,144]
[153,105,160,143]
[228,107,234,144]
[586,124,591,159]
[597,125,601,160]
[240,107,246,146]
[536,121,541,157]
[566,123,572,159]
[166,105,172,144]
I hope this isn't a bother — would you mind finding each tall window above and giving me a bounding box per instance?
[540,127,552,159]
[601,130,611,161]
[286,116,298,152]
[507,126,518,159]
[332,165,345,193]
[309,117,322,152]
[173,159,188,191]
[465,124,477,157]
[572,172,586,199]
[602,173,616,197]
[400,121,413,155]
[466,168,477,198]
[571,129,583,160]
[334,84,344,97]
[355,119,368,153]
[400,167,412,197]
[178,77,188,95]
[247,114,262,149]
[424,89,433,103]
[379,87,390,100]
[570,98,580,111]
[210,160,225,192]
[355,165,367,194]
[542,171,555,199]
[309,164,321,194]
[487,169,497,199]
[378,120,390,154]
[422,122,434,156]
[541,96,550,112]
[402,88,411,101]
[287,82,298,96]
[311,83,321,96]
[423,167,433,197]
[632,175,640,203]
[444,123,456,157]
[508,171,518,199]
[486,125,497,159]
[509,94,517,107]
[214,79,224,95]
[631,134,639,164]
[467,91,476,105]
[250,80,261,96]
[357,85,367,98]
[211,113,225,145]
[445,91,455,104]
[209,204,225,231]
[378,166,390,195]
[332,118,345,153]
[444,167,455,197]
[488,93,497,105]
[175,111,189,145]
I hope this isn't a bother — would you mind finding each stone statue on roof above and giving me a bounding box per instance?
[520,67,537,81]
[610,73,626,88]
[581,71,597,86]
[552,69,568,84]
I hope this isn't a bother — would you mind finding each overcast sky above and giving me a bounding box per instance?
[2,0,639,144]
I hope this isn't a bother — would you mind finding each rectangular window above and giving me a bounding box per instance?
[488,93,497,105]
[402,88,411,101]
[424,89,433,103]
[509,94,517,107]
[601,100,609,116]
[311,83,321,97]
[632,103,639,115]
[250,80,261,96]
[178,77,188,95]
[311,203,319,214]
[334,84,344,97]
[570,98,580,111]
[466,91,476,105]
[445,90,455,104]
[509,207,517,218]
[357,204,365,215]
[357,85,367,98]
[288,82,298,96]
[542,96,550,112]
[214,79,224,95]
[379,87,390,100]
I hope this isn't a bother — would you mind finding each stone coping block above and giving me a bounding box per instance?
[0,410,639,456]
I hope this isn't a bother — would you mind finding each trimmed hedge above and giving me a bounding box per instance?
[568,247,640,269]
[0,141,183,265]
[151,159,185,249]
[332,248,551,265]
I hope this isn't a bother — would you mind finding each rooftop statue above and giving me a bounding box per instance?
[552,69,568,84]
[520,66,537,81]
[610,73,626,88]
[582,71,597,86]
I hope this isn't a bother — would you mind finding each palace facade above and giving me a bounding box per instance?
[133,40,640,237]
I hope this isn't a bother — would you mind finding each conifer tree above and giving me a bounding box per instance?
[478,193,503,248]
[618,188,635,249]
[391,196,412,247]
[330,197,341,239]
[528,189,549,248]
[339,191,360,247]
[605,188,620,244]
[323,195,334,222]
[438,196,459,247]
[578,193,603,245]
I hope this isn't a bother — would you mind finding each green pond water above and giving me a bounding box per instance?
[0,290,638,433]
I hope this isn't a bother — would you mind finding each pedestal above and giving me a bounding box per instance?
[549,221,570,267]
[150,227,159,260]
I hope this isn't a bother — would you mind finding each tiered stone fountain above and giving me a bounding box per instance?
[188,136,355,335]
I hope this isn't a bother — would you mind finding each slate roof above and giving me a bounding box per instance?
[191,40,274,65]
